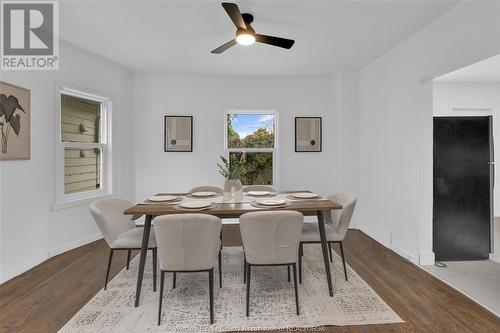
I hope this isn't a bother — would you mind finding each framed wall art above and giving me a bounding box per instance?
[295,117,322,152]
[164,115,193,152]
[0,81,31,160]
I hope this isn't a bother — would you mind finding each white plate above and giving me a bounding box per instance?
[191,191,217,197]
[247,191,271,196]
[180,201,212,209]
[148,195,178,202]
[291,192,319,199]
[256,199,286,206]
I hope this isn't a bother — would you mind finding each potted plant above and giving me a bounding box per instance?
[218,155,243,201]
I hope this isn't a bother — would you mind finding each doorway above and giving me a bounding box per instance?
[423,54,500,317]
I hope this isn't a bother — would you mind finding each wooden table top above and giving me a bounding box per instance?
[124,192,342,218]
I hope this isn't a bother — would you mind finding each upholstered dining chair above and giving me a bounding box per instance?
[243,185,276,192]
[299,193,357,282]
[189,186,224,195]
[89,197,157,291]
[154,214,222,325]
[240,211,303,316]
[189,186,224,269]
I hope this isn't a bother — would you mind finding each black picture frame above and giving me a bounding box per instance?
[164,115,193,152]
[295,117,322,152]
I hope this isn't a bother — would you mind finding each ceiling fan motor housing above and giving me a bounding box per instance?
[241,13,254,24]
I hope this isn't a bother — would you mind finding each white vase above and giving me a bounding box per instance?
[224,179,243,201]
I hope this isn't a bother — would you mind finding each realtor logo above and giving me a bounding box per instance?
[1,1,59,70]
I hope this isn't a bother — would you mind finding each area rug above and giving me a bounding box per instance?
[60,246,402,332]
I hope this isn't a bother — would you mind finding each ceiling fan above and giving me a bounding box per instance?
[211,2,295,54]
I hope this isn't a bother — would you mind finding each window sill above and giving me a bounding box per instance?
[52,192,113,211]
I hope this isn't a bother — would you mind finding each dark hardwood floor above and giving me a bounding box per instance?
[1,228,499,333]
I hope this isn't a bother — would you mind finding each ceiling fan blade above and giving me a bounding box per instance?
[222,2,247,30]
[211,39,237,54]
[255,34,295,49]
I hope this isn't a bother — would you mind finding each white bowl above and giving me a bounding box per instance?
[191,191,217,197]
[256,199,286,206]
[247,191,271,196]
[148,195,178,202]
[180,201,212,209]
[291,192,319,199]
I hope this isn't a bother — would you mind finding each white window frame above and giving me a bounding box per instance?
[224,110,280,188]
[53,81,113,210]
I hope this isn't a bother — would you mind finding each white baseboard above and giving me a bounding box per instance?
[357,220,421,265]
[48,232,102,258]
[391,242,419,265]
[490,253,500,264]
[0,233,103,285]
[349,223,361,230]
[0,253,48,284]
[419,251,435,265]
[358,220,391,248]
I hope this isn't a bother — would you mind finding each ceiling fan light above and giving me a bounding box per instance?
[236,32,255,45]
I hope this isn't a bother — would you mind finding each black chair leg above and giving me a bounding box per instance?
[172,272,176,289]
[209,269,214,324]
[287,265,291,282]
[243,253,247,284]
[292,263,299,315]
[328,243,333,263]
[158,271,165,326]
[218,248,222,288]
[298,243,303,284]
[126,250,131,270]
[152,248,157,292]
[246,263,251,317]
[104,249,114,290]
[339,241,348,281]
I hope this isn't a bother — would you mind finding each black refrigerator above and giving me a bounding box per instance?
[433,116,495,261]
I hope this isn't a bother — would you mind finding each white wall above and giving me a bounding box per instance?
[0,41,134,283]
[133,75,344,202]
[433,82,500,217]
[356,1,500,265]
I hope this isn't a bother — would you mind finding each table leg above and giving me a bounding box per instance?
[317,210,334,296]
[135,214,152,307]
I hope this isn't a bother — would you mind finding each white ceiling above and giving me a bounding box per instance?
[59,0,458,76]
[435,54,500,82]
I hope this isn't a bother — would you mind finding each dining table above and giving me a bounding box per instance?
[123,190,342,307]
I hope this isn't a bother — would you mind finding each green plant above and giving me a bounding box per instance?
[217,155,241,180]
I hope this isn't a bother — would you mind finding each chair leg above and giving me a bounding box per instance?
[152,248,157,292]
[209,269,214,324]
[172,272,176,289]
[298,243,303,284]
[104,249,114,290]
[339,241,348,281]
[292,263,299,315]
[328,243,333,263]
[218,248,222,288]
[287,265,291,282]
[243,252,247,284]
[158,271,165,326]
[126,250,131,270]
[246,263,251,317]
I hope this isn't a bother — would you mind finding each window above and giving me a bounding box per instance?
[225,111,278,186]
[54,83,112,209]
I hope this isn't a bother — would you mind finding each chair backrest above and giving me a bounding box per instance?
[240,210,303,265]
[89,197,135,246]
[243,185,276,192]
[189,186,223,195]
[327,193,357,239]
[153,214,222,271]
